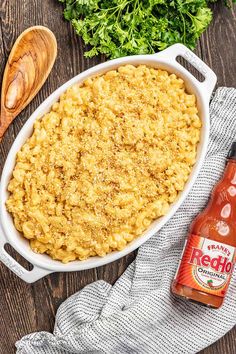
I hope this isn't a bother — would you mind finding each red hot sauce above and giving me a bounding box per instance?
[171,142,236,308]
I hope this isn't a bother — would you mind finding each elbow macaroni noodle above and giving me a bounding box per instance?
[6,65,201,263]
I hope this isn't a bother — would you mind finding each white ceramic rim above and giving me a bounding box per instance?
[0,44,217,282]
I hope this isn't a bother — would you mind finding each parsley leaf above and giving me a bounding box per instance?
[58,0,234,59]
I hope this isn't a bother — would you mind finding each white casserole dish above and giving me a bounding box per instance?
[0,44,217,283]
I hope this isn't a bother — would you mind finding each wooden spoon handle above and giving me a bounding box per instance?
[0,109,13,141]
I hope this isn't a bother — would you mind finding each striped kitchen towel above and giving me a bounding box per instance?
[16,87,236,354]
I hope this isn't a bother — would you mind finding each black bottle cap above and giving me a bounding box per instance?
[227,142,236,160]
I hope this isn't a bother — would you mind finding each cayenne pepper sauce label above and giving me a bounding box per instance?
[175,234,236,297]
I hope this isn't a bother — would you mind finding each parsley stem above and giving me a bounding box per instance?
[180,12,186,45]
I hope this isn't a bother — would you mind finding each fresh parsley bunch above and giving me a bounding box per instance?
[58,0,233,59]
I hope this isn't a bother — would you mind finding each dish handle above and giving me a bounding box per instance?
[154,43,217,102]
[0,223,51,283]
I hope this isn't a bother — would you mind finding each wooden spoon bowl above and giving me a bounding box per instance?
[0,26,57,141]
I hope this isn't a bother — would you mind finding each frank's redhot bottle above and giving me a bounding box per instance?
[172,142,236,308]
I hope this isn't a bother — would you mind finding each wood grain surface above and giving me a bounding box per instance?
[0,1,235,353]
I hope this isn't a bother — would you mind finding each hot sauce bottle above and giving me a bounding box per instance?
[171,142,236,308]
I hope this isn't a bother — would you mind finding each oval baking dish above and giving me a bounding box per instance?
[0,44,217,283]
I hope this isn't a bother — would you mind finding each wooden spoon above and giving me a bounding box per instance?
[0,26,57,141]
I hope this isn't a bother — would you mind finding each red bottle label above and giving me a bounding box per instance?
[175,234,236,297]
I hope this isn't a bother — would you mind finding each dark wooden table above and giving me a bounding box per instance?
[0,1,235,353]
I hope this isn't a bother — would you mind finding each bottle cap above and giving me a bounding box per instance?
[227,142,236,160]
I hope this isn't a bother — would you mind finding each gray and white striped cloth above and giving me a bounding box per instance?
[16,88,236,354]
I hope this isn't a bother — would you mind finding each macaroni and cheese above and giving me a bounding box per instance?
[6,65,201,263]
